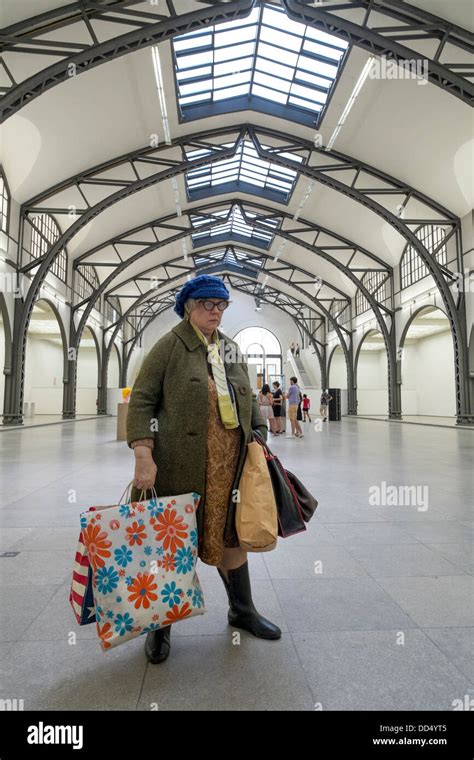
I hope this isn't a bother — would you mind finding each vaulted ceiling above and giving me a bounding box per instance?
[1,0,472,333]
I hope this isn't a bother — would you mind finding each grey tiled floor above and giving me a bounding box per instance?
[0,416,472,711]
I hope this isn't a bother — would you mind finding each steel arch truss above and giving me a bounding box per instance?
[116,276,328,385]
[2,0,472,123]
[5,124,471,424]
[0,0,256,122]
[103,243,351,330]
[284,0,474,106]
[98,265,356,415]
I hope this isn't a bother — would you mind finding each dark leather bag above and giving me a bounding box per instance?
[285,470,318,523]
[253,431,306,538]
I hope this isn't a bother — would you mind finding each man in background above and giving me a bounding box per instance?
[286,377,304,438]
[320,389,332,422]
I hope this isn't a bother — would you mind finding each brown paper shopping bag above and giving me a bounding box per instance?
[236,438,278,552]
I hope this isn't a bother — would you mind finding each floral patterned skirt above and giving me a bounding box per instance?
[198,375,242,566]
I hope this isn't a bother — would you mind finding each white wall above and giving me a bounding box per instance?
[108,346,120,387]
[356,349,389,415]
[328,346,347,389]
[24,335,64,414]
[127,343,145,386]
[76,345,99,414]
[401,330,455,416]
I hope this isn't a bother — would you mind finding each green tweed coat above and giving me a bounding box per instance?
[126,317,268,550]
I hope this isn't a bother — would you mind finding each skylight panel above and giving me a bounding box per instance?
[215,57,253,77]
[215,25,257,48]
[256,58,293,81]
[214,41,255,63]
[172,3,348,127]
[303,39,345,62]
[174,32,212,53]
[177,51,213,69]
[258,42,298,68]
[194,245,264,273]
[214,84,249,101]
[185,139,302,202]
[252,85,288,105]
[306,26,349,49]
[190,206,280,249]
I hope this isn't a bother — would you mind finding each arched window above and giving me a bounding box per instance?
[0,170,10,234]
[355,270,389,316]
[400,225,448,289]
[105,295,122,324]
[233,326,282,387]
[27,213,68,282]
[76,264,99,302]
[329,299,350,325]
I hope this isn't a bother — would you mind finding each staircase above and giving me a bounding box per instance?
[286,350,313,390]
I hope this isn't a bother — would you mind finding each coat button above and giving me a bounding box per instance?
[238,386,248,395]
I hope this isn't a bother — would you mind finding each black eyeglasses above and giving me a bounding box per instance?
[197,299,230,312]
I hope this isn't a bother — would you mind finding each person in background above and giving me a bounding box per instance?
[286,376,303,438]
[297,391,303,423]
[295,342,300,358]
[320,389,333,422]
[302,393,311,422]
[271,381,284,434]
[289,342,295,355]
[258,383,275,433]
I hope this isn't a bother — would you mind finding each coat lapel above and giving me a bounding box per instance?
[171,318,203,352]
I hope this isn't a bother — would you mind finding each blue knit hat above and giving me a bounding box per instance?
[174,274,230,318]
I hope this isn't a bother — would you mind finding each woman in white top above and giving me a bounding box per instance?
[257,383,275,433]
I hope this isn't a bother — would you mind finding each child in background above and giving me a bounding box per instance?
[302,394,311,422]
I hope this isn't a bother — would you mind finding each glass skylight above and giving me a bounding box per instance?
[191,206,280,249]
[194,246,264,270]
[186,139,302,202]
[173,4,348,126]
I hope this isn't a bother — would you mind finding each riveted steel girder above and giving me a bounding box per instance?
[0,0,256,122]
[284,0,474,106]
[96,263,356,416]
[6,125,470,424]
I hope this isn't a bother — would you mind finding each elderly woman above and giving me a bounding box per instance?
[126,274,281,664]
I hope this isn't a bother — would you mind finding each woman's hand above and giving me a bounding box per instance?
[133,447,157,491]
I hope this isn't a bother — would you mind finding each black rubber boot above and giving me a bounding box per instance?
[145,625,171,664]
[217,561,281,640]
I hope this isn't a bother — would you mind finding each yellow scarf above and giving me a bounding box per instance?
[190,321,239,429]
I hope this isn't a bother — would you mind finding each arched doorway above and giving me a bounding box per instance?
[233,326,283,389]
[76,325,100,414]
[24,299,67,418]
[355,330,388,415]
[399,306,455,419]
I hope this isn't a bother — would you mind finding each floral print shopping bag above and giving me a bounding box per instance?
[75,486,206,650]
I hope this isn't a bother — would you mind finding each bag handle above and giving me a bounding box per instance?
[119,481,158,505]
[252,429,270,453]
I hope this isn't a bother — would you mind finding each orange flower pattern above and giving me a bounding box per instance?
[82,523,112,571]
[127,572,158,610]
[125,520,147,546]
[153,508,188,553]
[78,492,205,651]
